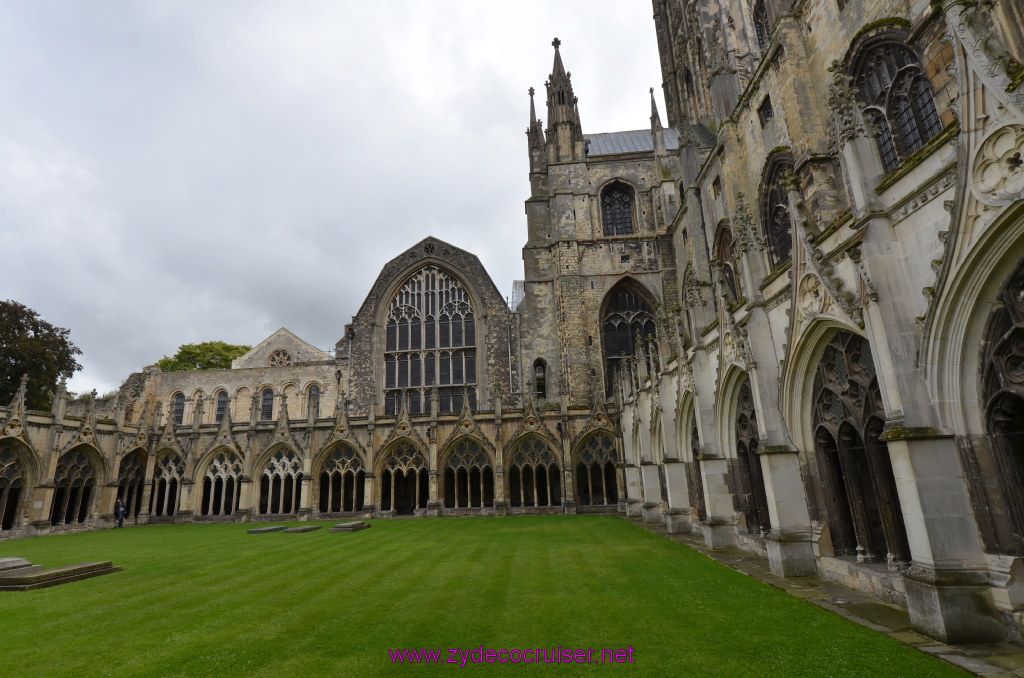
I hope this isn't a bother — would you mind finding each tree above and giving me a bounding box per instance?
[0,300,83,410]
[156,341,252,372]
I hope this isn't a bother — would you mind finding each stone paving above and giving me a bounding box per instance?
[627,518,1024,677]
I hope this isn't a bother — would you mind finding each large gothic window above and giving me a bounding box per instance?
[50,449,95,526]
[259,449,303,515]
[735,382,770,533]
[601,282,657,395]
[575,433,618,507]
[442,439,494,509]
[981,259,1024,556]
[601,181,635,236]
[116,450,147,519]
[384,266,477,416]
[812,332,909,563]
[850,38,942,172]
[201,451,243,516]
[150,454,184,517]
[760,155,794,269]
[0,444,26,530]
[380,443,428,514]
[507,437,561,508]
[753,1,770,51]
[318,446,365,513]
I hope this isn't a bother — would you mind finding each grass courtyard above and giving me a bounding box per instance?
[0,515,963,677]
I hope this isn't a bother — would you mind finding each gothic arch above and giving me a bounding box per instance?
[196,447,244,517]
[599,179,638,236]
[256,445,304,516]
[505,434,562,509]
[571,431,618,507]
[714,219,741,302]
[150,451,185,518]
[378,441,428,514]
[758,150,795,269]
[678,394,707,520]
[378,262,484,416]
[313,442,365,514]
[49,445,104,526]
[600,278,658,396]
[115,448,148,519]
[0,438,38,531]
[718,367,771,534]
[439,437,495,509]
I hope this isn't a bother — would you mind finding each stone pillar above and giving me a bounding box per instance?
[663,459,694,533]
[623,464,642,517]
[886,433,1004,642]
[297,476,312,520]
[699,456,736,548]
[760,450,817,576]
[426,471,440,517]
[363,473,376,516]
[640,462,663,523]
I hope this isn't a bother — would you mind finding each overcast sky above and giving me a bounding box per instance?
[0,1,664,396]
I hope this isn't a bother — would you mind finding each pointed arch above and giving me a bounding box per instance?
[439,437,495,509]
[0,438,37,531]
[759,151,795,269]
[600,278,658,396]
[600,180,637,236]
[197,447,244,517]
[713,219,741,302]
[314,442,366,514]
[50,445,104,526]
[378,440,428,514]
[116,448,148,519]
[150,451,185,518]
[505,434,562,509]
[572,431,618,507]
[717,367,770,534]
[256,446,304,516]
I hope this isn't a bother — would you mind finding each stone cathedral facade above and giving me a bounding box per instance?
[2,0,1024,645]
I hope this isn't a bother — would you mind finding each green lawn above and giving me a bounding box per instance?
[0,516,963,677]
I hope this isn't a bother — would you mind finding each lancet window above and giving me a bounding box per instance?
[689,423,707,520]
[201,451,243,516]
[318,446,365,513]
[760,155,794,268]
[49,449,95,526]
[258,450,303,515]
[575,433,618,506]
[172,393,185,425]
[850,38,942,172]
[753,1,770,52]
[150,454,184,517]
[383,266,477,416]
[534,360,547,399]
[735,382,770,533]
[0,445,26,530]
[116,450,146,519]
[442,440,494,509]
[601,282,657,395]
[214,391,229,424]
[812,331,909,563]
[507,437,561,508]
[260,388,274,421]
[602,181,635,236]
[380,443,428,514]
[714,224,741,302]
[981,259,1024,556]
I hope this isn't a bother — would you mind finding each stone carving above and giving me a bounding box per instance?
[798,274,825,317]
[973,124,1024,204]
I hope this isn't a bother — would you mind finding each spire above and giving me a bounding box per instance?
[544,37,585,163]
[650,87,663,130]
[527,87,546,162]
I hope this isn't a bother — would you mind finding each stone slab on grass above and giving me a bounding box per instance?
[0,562,121,591]
[331,521,370,532]
[247,526,287,534]
[282,525,321,533]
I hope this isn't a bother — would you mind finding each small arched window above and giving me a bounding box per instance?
[760,154,795,269]
[714,224,741,302]
[308,384,321,419]
[849,38,942,172]
[534,360,547,399]
[753,1,770,52]
[214,391,228,424]
[601,182,635,236]
[172,393,185,425]
[260,388,274,421]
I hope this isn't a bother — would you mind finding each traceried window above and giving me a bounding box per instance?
[507,437,561,508]
[172,393,185,425]
[575,433,618,506]
[714,224,741,302]
[49,449,95,526]
[753,2,770,52]
[150,454,184,518]
[201,451,243,516]
[601,282,657,395]
[442,439,494,509]
[534,359,547,399]
[269,350,291,367]
[116,450,146,520]
[383,266,477,416]
[760,154,794,268]
[0,444,26,530]
[850,38,942,173]
[601,181,635,236]
[318,446,364,513]
[214,391,229,424]
[735,382,770,533]
[258,449,303,515]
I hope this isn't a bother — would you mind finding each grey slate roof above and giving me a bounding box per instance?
[583,124,714,157]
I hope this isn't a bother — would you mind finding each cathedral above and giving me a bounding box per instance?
[2,0,1024,645]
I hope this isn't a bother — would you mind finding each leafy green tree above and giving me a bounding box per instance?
[156,341,252,372]
[0,300,83,410]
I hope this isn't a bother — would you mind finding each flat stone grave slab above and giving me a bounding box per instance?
[247,526,287,534]
[0,561,121,591]
[331,521,370,532]
[282,525,321,533]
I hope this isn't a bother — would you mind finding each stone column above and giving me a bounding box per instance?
[640,462,663,523]
[297,476,312,520]
[698,456,736,547]
[663,459,694,534]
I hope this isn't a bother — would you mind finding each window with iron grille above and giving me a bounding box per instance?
[753,2,770,52]
[214,391,228,424]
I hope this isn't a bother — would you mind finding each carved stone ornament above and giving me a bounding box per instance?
[973,124,1024,204]
[4,418,23,439]
[798,274,825,317]
[826,62,876,146]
